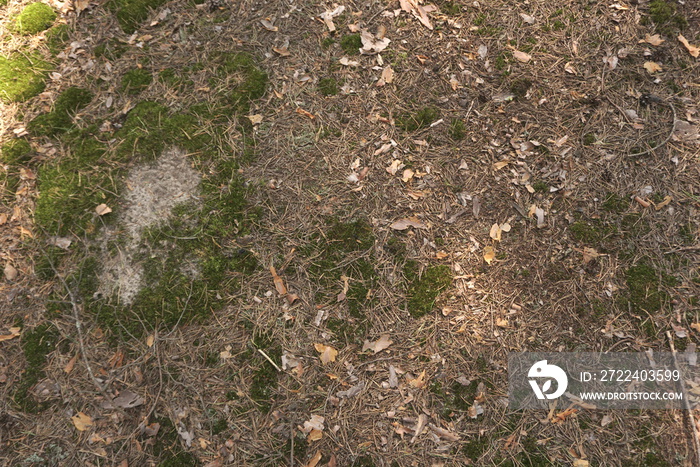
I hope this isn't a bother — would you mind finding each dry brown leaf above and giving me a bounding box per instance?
[307,429,323,443]
[72,412,94,431]
[493,160,510,170]
[639,34,665,46]
[691,323,700,333]
[381,66,395,84]
[678,35,700,58]
[146,334,155,347]
[400,0,433,30]
[489,224,502,241]
[551,407,578,423]
[581,247,601,264]
[513,50,532,63]
[339,57,360,67]
[314,343,338,364]
[564,62,577,75]
[390,216,427,230]
[408,370,427,388]
[0,327,21,342]
[360,30,391,54]
[401,168,415,183]
[386,159,404,175]
[519,13,535,24]
[64,353,79,374]
[247,114,263,125]
[260,18,278,31]
[362,335,393,353]
[4,263,18,281]
[483,246,495,264]
[496,317,509,328]
[643,61,662,74]
[95,204,112,216]
[304,451,323,467]
[573,460,590,467]
[654,195,672,210]
[269,266,287,295]
[0,213,6,225]
[296,108,316,119]
[272,46,291,57]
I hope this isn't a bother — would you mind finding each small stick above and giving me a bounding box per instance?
[257,348,282,372]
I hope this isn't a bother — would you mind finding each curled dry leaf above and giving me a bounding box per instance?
[390,216,427,230]
[643,61,662,74]
[319,5,345,32]
[339,57,360,67]
[483,246,495,264]
[247,114,263,125]
[314,343,338,364]
[272,46,291,56]
[408,369,427,388]
[512,50,531,63]
[362,335,393,353]
[269,266,287,295]
[0,327,21,342]
[95,204,112,216]
[399,0,433,30]
[380,65,394,84]
[489,223,502,241]
[337,381,364,398]
[4,263,18,281]
[639,34,665,46]
[360,30,391,54]
[519,13,535,24]
[564,62,577,75]
[260,18,278,31]
[678,35,700,58]
[386,159,404,175]
[72,412,94,431]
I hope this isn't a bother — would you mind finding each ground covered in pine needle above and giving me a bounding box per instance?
[1,0,699,464]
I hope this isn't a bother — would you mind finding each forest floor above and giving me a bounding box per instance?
[1,0,699,465]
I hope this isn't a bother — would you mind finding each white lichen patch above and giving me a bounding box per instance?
[97,147,201,305]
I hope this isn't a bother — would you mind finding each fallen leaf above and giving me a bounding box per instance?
[512,50,531,63]
[319,5,345,32]
[691,323,700,333]
[95,204,112,216]
[0,327,21,342]
[601,415,613,427]
[339,57,360,67]
[386,159,404,175]
[678,35,700,58]
[272,46,291,57]
[408,370,427,388]
[64,353,79,373]
[48,236,72,249]
[493,160,510,170]
[639,34,665,46]
[390,217,427,230]
[4,263,18,281]
[362,335,393,353]
[483,246,495,264]
[477,44,488,59]
[428,423,460,441]
[314,343,338,364]
[401,168,415,183]
[467,402,484,419]
[73,0,90,14]
[269,266,287,295]
[307,429,323,442]
[304,451,323,467]
[146,334,155,347]
[496,317,509,328]
[410,414,428,443]
[260,18,278,31]
[102,389,144,409]
[489,224,502,241]
[247,114,263,125]
[573,460,590,467]
[360,29,391,54]
[643,61,662,74]
[519,13,535,24]
[296,108,316,119]
[672,323,687,339]
[337,381,364,398]
[72,412,94,431]
[380,65,395,85]
[654,195,672,210]
[551,407,578,423]
[400,0,433,30]
[177,424,194,447]
[564,62,577,75]
[603,54,618,70]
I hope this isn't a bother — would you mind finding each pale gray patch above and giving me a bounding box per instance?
[97,147,201,305]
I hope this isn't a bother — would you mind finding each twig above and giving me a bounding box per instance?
[257,348,282,372]
[666,331,700,467]
[624,98,677,157]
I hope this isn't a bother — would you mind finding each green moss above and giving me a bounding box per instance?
[121,68,153,95]
[318,77,339,96]
[94,39,128,60]
[620,213,651,238]
[462,437,488,461]
[1,139,32,165]
[14,323,59,412]
[602,193,629,213]
[107,0,170,33]
[29,87,93,136]
[510,78,532,98]
[0,53,50,103]
[648,0,687,32]
[211,418,228,435]
[207,52,268,114]
[532,180,549,193]
[405,263,452,317]
[13,3,56,35]
[569,221,617,245]
[449,118,466,140]
[583,133,596,146]
[340,34,362,55]
[396,107,439,132]
[626,263,666,314]
[45,24,70,55]
[151,417,201,466]
[440,1,460,15]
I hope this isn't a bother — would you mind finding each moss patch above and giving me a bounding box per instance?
[626,263,667,315]
[318,77,339,96]
[1,139,32,165]
[29,87,93,136]
[646,0,687,33]
[405,262,452,317]
[45,24,70,55]
[396,107,439,132]
[209,51,268,113]
[449,118,466,140]
[121,68,153,95]
[12,3,56,35]
[0,53,50,103]
[340,34,362,55]
[107,0,170,34]
[14,323,59,412]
